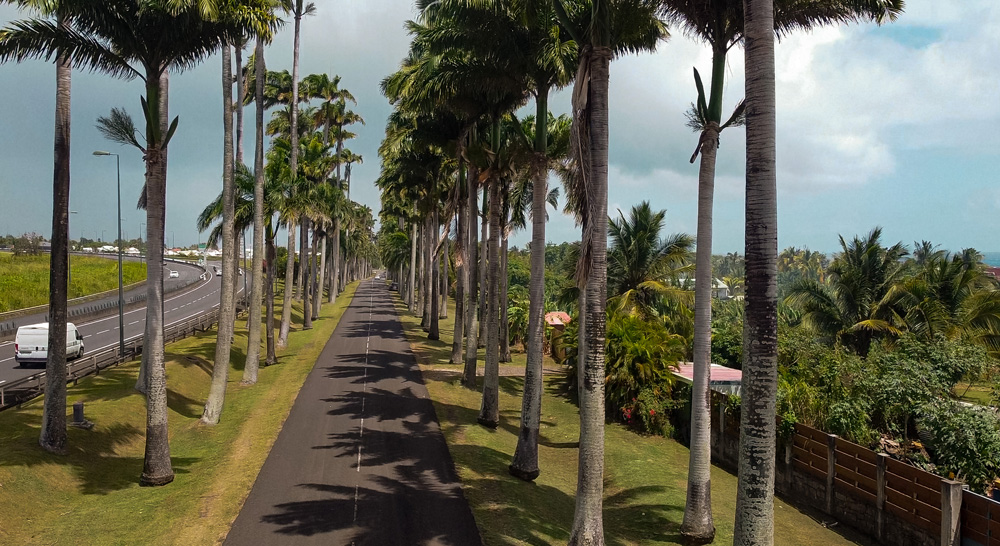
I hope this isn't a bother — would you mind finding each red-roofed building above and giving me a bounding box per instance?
[673,363,742,396]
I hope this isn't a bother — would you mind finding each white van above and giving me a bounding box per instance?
[14,323,85,368]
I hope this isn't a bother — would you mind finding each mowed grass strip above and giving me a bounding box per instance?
[392,292,864,546]
[0,281,358,545]
[0,252,147,312]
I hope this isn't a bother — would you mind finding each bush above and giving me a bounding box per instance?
[919,399,1000,493]
[556,310,685,432]
[605,313,685,417]
[621,383,677,436]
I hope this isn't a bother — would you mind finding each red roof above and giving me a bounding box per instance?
[674,363,743,385]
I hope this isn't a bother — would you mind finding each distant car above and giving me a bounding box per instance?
[14,322,84,367]
[215,268,222,277]
[169,270,179,278]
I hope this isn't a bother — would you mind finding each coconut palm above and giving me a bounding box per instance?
[1,0,273,486]
[787,227,908,357]
[551,1,665,541]
[607,201,694,317]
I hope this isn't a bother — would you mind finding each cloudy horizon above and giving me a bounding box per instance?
[0,1,997,257]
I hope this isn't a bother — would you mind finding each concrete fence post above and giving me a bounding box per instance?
[826,433,838,514]
[876,453,888,540]
[941,479,962,546]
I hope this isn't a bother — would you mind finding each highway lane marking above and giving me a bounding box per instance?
[353,279,375,524]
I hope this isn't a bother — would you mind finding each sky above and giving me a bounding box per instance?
[0,2,997,256]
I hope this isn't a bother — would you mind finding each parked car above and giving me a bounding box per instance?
[169,270,179,278]
[14,322,85,368]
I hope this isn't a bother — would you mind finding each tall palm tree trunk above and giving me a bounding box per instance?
[302,221,313,329]
[310,226,319,315]
[734,0,778,543]
[478,189,488,347]
[500,233,511,362]
[477,181,502,428]
[682,122,720,543]
[242,38,267,384]
[278,216,295,347]
[417,223,426,321]
[315,226,325,313]
[440,232,449,319]
[235,42,245,165]
[40,33,71,454]
[423,216,433,329]
[203,44,237,425]
[409,221,417,312]
[451,161,467,364]
[265,228,277,365]
[429,209,440,340]
[463,165,480,387]
[298,216,312,310]
[329,220,340,302]
[569,46,612,546]
[140,70,174,487]
[510,90,549,480]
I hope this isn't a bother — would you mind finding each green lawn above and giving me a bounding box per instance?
[0,282,357,545]
[0,252,146,312]
[955,381,994,406]
[394,290,865,546]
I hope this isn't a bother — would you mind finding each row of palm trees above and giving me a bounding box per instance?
[375,1,904,545]
[0,0,376,488]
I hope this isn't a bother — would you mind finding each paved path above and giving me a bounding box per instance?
[225,279,482,546]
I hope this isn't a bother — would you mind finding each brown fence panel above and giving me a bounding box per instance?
[969,491,1000,546]
[882,458,941,538]
[834,436,878,501]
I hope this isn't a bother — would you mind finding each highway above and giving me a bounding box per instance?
[0,259,240,387]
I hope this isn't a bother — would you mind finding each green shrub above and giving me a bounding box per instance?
[919,399,1000,493]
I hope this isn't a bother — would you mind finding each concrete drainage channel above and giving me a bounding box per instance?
[0,308,223,411]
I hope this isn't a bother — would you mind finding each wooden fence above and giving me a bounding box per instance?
[785,423,983,546]
[963,489,1000,546]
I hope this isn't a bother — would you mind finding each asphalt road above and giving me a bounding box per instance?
[225,278,482,546]
[0,259,237,386]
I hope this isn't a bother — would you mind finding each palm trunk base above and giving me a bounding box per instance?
[140,422,174,487]
[680,481,716,545]
[476,414,499,429]
[509,428,540,482]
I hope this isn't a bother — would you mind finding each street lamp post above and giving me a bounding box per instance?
[68,210,77,287]
[93,151,125,359]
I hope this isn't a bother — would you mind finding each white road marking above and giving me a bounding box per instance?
[353,279,375,524]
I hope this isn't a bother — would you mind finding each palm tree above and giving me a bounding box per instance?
[787,227,908,357]
[552,1,665,542]
[607,201,693,317]
[2,0,272,486]
[894,250,1000,354]
[2,0,73,455]
[201,41,238,424]
[734,0,775,540]
[659,0,903,537]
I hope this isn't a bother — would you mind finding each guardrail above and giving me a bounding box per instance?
[0,308,222,410]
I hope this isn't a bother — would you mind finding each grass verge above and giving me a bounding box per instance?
[393,292,864,545]
[0,253,146,312]
[0,281,358,545]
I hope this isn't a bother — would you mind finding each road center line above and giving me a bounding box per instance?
[353,280,375,524]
